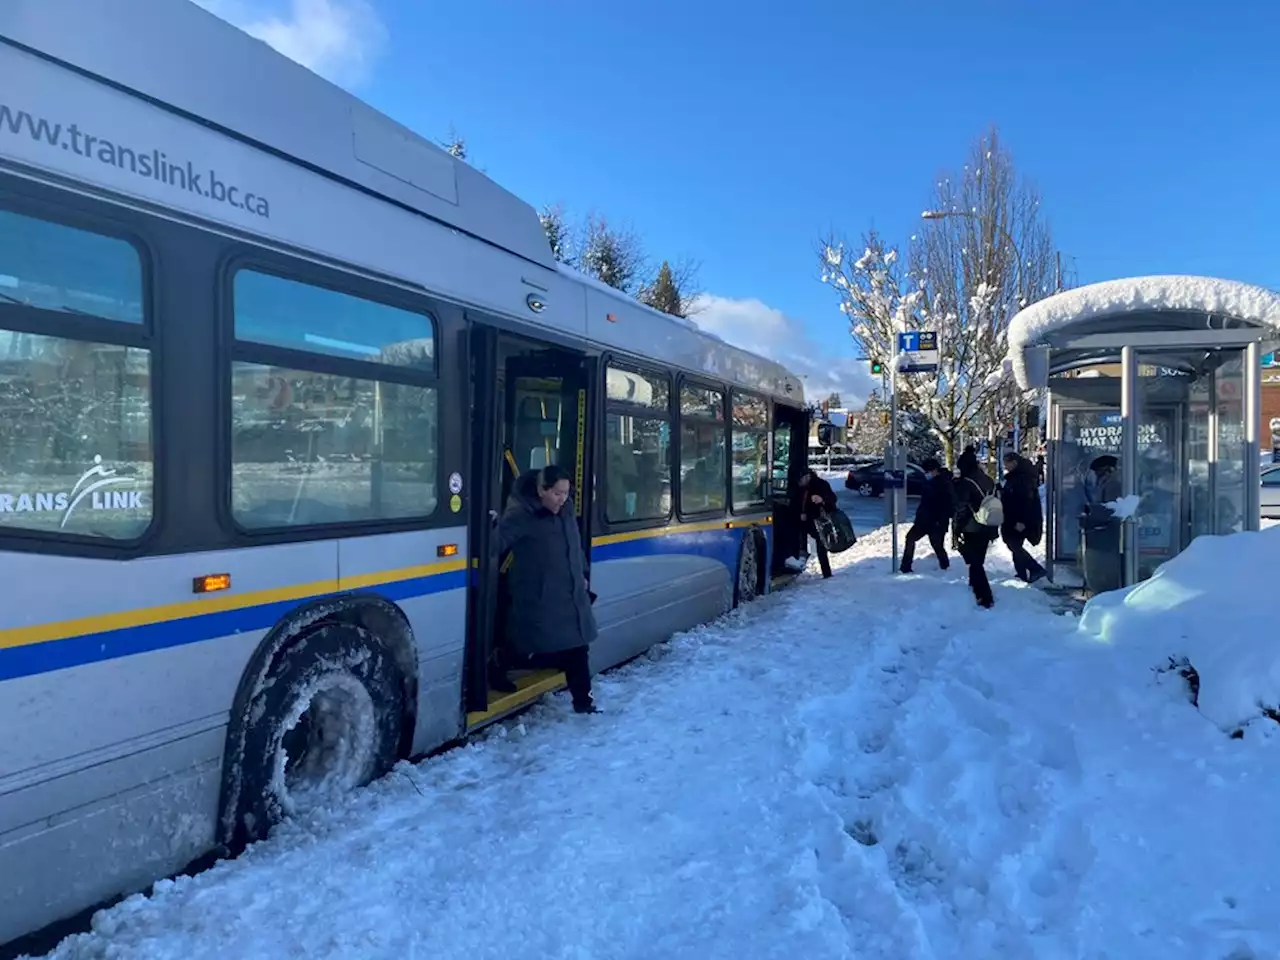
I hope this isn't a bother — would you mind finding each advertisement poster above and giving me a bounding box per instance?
[1055,409,1176,567]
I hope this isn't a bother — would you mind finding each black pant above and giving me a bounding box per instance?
[528,645,593,708]
[958,529,995,607]
[801,516,833,578]
[1003,528,1045,582]
[901,522,949,571]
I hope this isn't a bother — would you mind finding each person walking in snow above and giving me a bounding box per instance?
[1000,451,1046,584]
[499,465,600,714]
[899,457,953,573]
[784,469,836,579]
[953,448,999,609]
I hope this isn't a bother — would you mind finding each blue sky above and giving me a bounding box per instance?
[198,0,1280,404]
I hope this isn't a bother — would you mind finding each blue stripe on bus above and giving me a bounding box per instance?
[0,569,467,683]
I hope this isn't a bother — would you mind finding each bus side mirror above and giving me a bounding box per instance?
[816,423,834,448]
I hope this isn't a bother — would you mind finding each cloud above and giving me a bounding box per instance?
[192,0,387,87]
[689,294,877,408]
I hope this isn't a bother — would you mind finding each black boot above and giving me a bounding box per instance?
[573,697,600,714]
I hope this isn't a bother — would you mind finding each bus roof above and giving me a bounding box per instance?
[0,0,806,405]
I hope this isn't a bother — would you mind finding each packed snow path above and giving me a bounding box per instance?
[31,528,1280,960]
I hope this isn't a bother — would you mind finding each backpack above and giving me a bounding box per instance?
[965,477,1003,528]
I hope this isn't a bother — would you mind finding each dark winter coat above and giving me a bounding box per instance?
[915,472,955,529]
[1084,456,1123,510]
[498,480,598,656]
[1000,455,1044,545]
[953,466,997,540]
[794,474,838,519]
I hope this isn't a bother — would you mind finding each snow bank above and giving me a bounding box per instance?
[1079,526,1280,730]
[1006,276,1280,387]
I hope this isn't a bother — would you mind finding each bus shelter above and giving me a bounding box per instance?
[1006,276,1280,590]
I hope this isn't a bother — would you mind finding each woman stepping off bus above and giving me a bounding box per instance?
[499,466,601,714]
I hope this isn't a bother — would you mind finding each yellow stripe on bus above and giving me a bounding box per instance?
[591,517,770,548]
[0,558,466,652]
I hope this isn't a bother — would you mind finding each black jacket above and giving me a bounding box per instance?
[498,474,598,655]
[915,472,955,529]
[1000,455,1043,544]
[794,474,838,517]
[953,467,996,539]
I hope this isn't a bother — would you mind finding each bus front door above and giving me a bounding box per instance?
[464,330,594,726]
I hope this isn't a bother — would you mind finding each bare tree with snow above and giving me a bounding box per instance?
[439,126,468,162]
[818,127,1060,466]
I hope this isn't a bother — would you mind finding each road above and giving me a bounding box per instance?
[831,482,918,537]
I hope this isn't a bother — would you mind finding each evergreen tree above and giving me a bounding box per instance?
[637,257,703,318]
[847,390,890,455]
[639,261,683,316]
[577,215,645,293]
[539,205,572,264]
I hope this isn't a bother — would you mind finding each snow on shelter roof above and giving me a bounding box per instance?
[1006,275,1280,388]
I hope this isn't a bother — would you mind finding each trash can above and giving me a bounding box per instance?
[1079,507,1124,595]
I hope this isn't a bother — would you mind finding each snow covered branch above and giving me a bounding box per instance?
[817,126,1062,462]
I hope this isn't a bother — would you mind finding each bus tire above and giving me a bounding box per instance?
[233,620,406,843]
[734,529,762,607]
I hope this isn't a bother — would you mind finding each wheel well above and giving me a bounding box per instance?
[753,527,768,594]
[215,594,418,849]
[734,525,768,605]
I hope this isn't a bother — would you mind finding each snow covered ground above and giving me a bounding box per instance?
[27,527,1280,960]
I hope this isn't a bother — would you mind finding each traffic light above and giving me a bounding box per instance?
[870,360,883,375]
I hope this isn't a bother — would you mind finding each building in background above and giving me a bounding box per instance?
[1263,352,1280,461]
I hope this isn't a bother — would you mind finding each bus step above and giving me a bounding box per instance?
[465,669,566,731]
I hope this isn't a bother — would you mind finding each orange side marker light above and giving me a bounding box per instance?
[193,573,231,594]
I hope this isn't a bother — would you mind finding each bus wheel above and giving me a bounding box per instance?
[735,530,760,607]
[235,621,406,842]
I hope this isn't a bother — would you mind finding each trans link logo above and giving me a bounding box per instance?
[0,456,144,528]
[1,103,271,220]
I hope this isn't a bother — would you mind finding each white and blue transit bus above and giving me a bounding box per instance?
[0,0,813,947]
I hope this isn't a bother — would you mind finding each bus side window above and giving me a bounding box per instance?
[228,269,439,530]
[0,206,154,541]
[603,362,671,523]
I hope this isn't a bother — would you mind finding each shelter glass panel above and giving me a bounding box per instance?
[1055,407,1121,560]
[1214,353,1248,535]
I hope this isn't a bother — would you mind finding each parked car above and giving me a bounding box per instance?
[1262,463,1280,519]
[845,460,927,497]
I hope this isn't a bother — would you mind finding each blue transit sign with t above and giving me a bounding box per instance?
[896,330,939,374]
